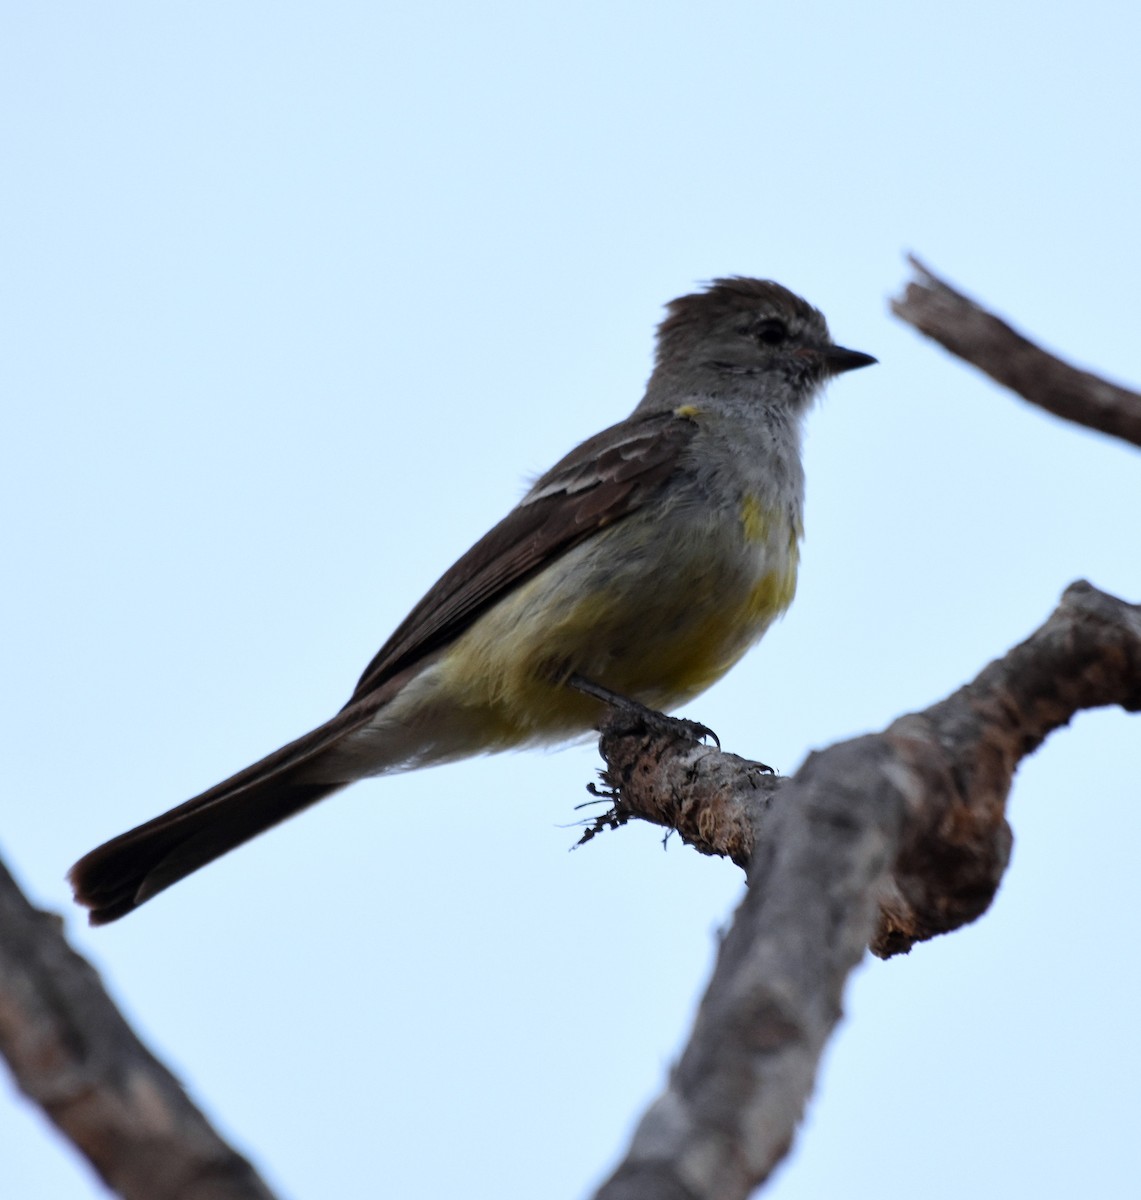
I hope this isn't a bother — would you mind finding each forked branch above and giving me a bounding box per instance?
[589,581,1141,1200]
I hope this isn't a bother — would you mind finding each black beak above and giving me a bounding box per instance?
[822,344,878,375]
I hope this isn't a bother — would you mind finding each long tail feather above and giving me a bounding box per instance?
[69,716,363,924]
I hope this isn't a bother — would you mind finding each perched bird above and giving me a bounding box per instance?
[70,278,875,923]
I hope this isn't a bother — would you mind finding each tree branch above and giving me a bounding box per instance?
[589,580,1141,1200]
[891,256,1141,448]
[0,858,279,1200]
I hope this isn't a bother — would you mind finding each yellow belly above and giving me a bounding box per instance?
[429,511,800,747]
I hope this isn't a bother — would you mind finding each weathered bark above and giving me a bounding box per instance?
[0,858,279,1200]
[590,581,1141,1200]
[891,256,1141,448]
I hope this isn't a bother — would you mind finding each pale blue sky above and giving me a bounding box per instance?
[3,4,1139,1198]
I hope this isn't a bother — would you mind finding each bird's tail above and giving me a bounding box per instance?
[69,719,356,924]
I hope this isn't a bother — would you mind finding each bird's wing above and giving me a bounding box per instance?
[345,409,696,705]
[68,409,697,924]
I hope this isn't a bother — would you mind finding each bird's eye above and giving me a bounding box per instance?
[754,318,789,346]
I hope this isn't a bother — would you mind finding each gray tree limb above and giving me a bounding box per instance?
[0,857,279,1200]
[891,256,1141,447]
[589,581,1141,1200]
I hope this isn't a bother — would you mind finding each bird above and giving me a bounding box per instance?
[69,277,876,923]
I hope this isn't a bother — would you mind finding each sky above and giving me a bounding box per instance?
[3,4,1139,1198]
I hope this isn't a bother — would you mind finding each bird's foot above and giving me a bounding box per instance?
[566,673,721,749]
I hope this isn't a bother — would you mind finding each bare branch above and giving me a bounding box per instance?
[891,256,1141,448]
[577,722,781,867]
[590,581,1141,1200]
[0,858,279,1200]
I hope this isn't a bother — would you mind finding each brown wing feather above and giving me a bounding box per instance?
[346,410,695,704]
